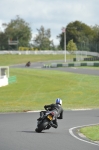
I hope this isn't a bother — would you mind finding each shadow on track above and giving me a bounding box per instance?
[20,131,48,134]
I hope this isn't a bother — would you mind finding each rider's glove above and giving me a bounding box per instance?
[44,105,46,109]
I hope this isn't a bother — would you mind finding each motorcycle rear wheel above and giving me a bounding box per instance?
[36,119,49,132]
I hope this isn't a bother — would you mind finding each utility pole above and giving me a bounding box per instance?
[62,26,77,62]
[62,27,66,62]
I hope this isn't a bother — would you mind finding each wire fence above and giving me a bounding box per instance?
[76,43,99,52]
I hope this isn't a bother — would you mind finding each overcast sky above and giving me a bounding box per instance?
[0,0,99,45]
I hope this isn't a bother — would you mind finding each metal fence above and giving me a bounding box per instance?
[76,43,99,52]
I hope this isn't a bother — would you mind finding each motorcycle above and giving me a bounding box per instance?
[25,61,31,67]
[35,110,55,133]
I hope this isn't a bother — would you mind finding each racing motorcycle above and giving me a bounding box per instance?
[35,110,55,133]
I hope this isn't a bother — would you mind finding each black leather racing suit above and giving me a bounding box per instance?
[44,103,63,129]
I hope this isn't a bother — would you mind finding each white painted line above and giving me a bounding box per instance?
[71,67,77,69]
[27,109,92,113]
[27,110,43,113]
[71,109,92,111]
[27,110,40,113]
[33,67,41,68]
[69,123,99,146]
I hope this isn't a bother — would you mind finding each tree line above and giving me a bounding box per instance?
[0,15,99,52]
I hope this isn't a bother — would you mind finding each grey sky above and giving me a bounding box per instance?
[0,0,99,45]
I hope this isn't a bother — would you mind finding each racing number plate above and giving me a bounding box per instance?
[47,115,53,120]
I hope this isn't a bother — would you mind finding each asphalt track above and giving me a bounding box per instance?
[11,60,99,76]
[0,61,99,150]
[0,110,99,150]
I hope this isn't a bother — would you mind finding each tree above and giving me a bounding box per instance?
[4,15,32,49]
[67,39,77,52]
[34,26,54,50]
[58,21,95,51]
[90,25,99,52]
[0,31,8,50]
[91,25,99,42]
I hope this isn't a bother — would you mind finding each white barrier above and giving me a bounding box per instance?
[43,62,99,68]
[0,66,9,87]
[0,75,8,87]
[0,50,98,56]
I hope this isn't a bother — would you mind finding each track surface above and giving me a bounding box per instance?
[0,110,99,150]
[0,61,99,150]
[11,61,99,76]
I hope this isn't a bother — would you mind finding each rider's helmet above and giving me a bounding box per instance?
[55,98,62,105]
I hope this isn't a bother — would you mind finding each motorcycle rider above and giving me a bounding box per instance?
[25,61,31,67]
[37,98,63,130]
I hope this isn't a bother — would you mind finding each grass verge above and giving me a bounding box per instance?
[80,125,99,141]
[0,68,99,112]
[0,54,75,66]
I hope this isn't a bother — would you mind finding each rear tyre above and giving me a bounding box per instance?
[36,119,49,132]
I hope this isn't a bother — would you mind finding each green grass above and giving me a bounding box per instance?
[80,125,99,141]
[0,68,99,112]
[0,54,75,66]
